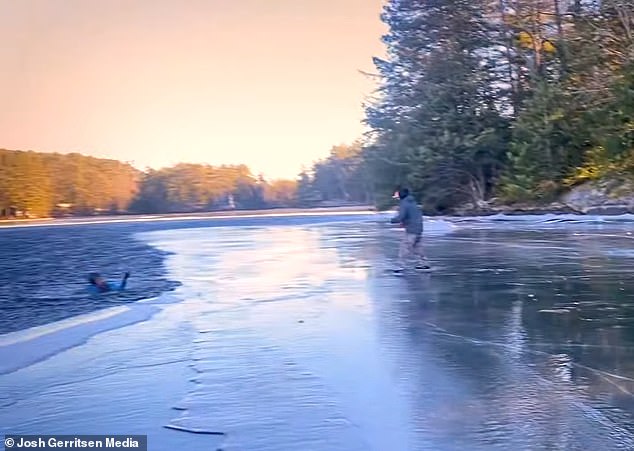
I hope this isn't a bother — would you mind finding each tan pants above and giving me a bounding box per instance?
[398,233,427,268]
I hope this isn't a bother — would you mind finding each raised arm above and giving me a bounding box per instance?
[118,272,130,290]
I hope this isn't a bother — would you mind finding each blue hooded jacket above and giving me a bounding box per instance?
[88,273,129,294]
[87,280,127,295]
[390,194,423,235]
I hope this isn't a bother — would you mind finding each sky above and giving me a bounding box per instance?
[0,0,386,180]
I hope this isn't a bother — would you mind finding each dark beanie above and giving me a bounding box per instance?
[398,188,409,199]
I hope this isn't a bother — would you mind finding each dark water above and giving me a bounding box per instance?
[0,225,178,334]
[0,214,376,334]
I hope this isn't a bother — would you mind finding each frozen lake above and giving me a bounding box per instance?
[2,213,634,450]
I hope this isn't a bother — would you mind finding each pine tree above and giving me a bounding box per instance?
[365,0,510,212]
[296,171,321,207]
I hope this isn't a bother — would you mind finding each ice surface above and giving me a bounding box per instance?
[3,215,634,450]
[0,296,176,375]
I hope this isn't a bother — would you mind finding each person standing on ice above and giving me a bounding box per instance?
[390,187,430,273]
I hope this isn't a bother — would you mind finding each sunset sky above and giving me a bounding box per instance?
[0,0,386,180]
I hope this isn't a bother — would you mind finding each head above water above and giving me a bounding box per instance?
[88,272,103,285]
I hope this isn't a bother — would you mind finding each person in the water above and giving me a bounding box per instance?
[88,271,130,294]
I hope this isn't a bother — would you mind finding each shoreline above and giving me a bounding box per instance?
[0,205,377,228]
[5,203,634,229]
[5,203,634,232]
[443,206,634,217]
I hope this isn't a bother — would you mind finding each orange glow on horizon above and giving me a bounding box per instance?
[0,0,387,179]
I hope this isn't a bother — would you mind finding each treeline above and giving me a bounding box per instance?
[0,149,139,217]
[297,142,373,206]
[364,0,634,212]
[130,143,370,212]
[129,164,293,213]
[0,144,370,218]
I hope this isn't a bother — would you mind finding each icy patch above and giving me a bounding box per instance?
[604,249,634,258]
[0,294,178,375]
[0,209,376,229]
[453,213,634,226]
[138,224,416,450]
[166,331,368,450]
[424,219,457,236]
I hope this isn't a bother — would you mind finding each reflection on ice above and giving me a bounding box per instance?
[138,219,634,450]
[145,226,401,449]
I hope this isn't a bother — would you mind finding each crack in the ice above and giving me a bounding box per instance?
[425,322,634,389]
[422,321,634,445]
[163,424,226,435]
